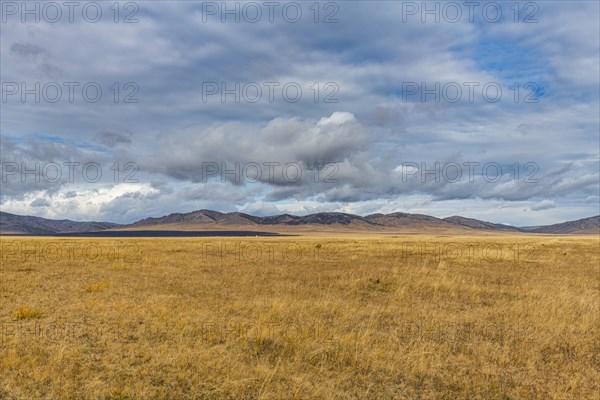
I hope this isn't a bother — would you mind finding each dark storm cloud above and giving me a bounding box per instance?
[94,131,132,147]
[10,42,44,56]
[30,198,50,207]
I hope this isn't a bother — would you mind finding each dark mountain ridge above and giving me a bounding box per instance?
[1,210,598,235]
[530,215,599,234]
[0,211,121,234]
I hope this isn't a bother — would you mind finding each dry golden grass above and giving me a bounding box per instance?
[0,235,598,399]
[11,306,44,321]
[86,281,110,293]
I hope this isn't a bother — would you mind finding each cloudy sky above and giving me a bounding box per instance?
[1,1,598,225]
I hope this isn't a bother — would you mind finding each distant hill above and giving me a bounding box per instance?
[1,209,598,235]
[130,210,258,227]
[0,211,121,235]
[365,212,462,231]
[530,215,599,234]
[443,216,521,232]
[130,210,377,229]
[125,210,599,234]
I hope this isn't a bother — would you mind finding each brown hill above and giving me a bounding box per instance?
[0,211,121,235]
[443,216,521,232]
[3,210,598,236]
[530,215,599,234]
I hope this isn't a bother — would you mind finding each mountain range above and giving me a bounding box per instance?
[0,211,120,235]
[1,210,598,235]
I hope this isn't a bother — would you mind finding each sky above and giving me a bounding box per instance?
[0,0,599,226]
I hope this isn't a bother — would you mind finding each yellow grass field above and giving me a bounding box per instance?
[1,235,598,399]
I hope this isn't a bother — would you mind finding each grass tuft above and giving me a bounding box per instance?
[86,281,110,293]
[11,306,44,320]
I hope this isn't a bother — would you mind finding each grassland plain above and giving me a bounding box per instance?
[0,235,598,399]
